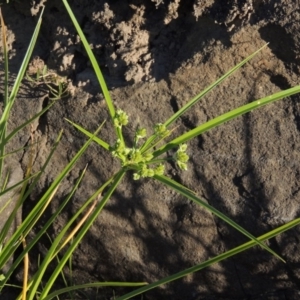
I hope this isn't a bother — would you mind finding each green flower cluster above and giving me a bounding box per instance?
[135,128,147,140]
[112,140,153,166]
[112,138,165,180]
[111,109,189,180]
[133,163,165,180]
[113,109,129,128]
[175,144,189,170]
[154,123,170,138]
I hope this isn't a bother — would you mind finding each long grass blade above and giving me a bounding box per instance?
[0,7,44,183]
[65,118,110,150]
[21,237,29,300]
[0,9,9,183]
[0,142,40,160]
[164,44,268,127]
[5,7,43,106]
[141,46,268,154]
[61,0,115,120]
[0,172,39,200]
[0,9,9,107]
[154,175,284,262]
[43,281,148,300]
[4,99,57,144]
[153,85,300,158]
[117,217,300,300]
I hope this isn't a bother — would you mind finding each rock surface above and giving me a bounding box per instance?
[1,0,300,299]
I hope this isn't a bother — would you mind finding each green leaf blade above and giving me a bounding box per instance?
[154,175,284,262]
[164,44,268,128]
[153,85,300,158]
[65,118,110,151]
[117,217,300,300]
[43,281,148,300]
[61,0,115,121]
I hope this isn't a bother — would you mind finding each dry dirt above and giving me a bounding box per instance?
[1,0,300,299]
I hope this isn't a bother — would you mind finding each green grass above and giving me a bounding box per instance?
[0,1,300,299]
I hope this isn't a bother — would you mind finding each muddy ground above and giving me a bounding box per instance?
[1,0,300,299]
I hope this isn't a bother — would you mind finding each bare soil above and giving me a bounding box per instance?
[1,1,300,299]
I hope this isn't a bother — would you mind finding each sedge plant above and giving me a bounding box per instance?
[1,1,299,300]
[57,0,300,299]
